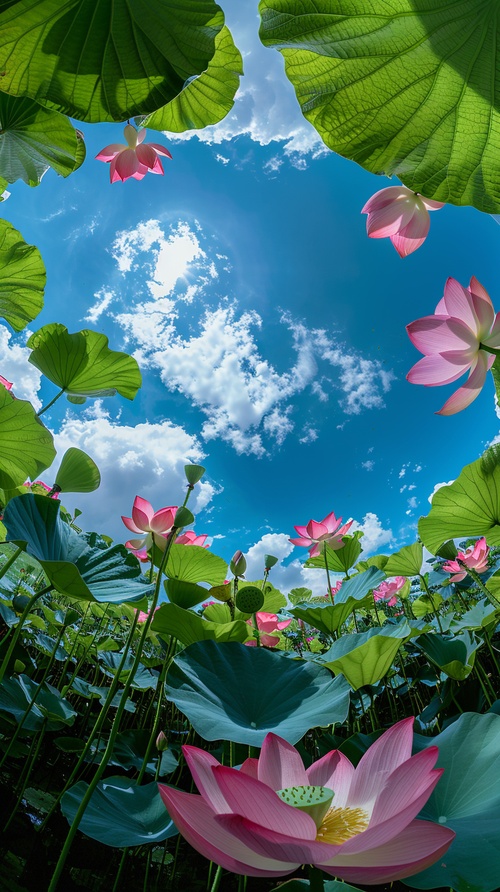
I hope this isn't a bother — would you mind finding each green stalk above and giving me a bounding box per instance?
[136,642,176,785]
[37,388,65,417]
[463,565,500,608]
[47,528,179,891]
[323,549,334,605]
[209,865,223,892]
[3,720,47,831]
[0,585,53,685]
[308,866,325,892]
[419,574,444,633]
[0,545,25,579]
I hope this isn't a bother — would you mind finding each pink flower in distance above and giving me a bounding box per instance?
[136,606,160,623]
[245,612,292,647]
[176,531,209,548]
[442,537,490,583]
[407,276,500,415]
[362,185,444,257]
[122,496,177,557]
[159,718,454,882]
[96,123,172,184]
[290,512,352,558]
[373,576,407,607]
[0,375,12,390]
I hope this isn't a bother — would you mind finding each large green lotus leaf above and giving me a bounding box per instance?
[164,577,210,609]
[0,0,225,123]
[450,599,499,633]
[304,534,363,574]
[259,0,500,213]
[152,602,251,646]
[61,776,178,847]
[414,631,482,680]
[27,324,141,400]
[419,452,500,554]
[0,219,45,331]
[3,494,152,604]
[290,568,384,635]
[165,640,351,745]
[54,447,100,493]
[383,543,423,577]
[319,621,411,689]
[409,712,500,892]
[143,26,243,133]
[0,390,55,488]
[0,674,77,730]
[0,92,83,187]
[165,543,228,586]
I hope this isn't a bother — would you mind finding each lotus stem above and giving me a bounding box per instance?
[37,387,65,417]
[0,585,53,685]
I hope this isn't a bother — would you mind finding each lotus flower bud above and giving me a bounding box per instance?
[230,550,246,577]
[184,464,206,485]
[156,731,169,752]
[235,585,265,614]
[174,506,194,528]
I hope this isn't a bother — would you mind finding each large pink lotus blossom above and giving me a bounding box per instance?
[121,496,176,558]
[290,512,353,558]
[159,718,454,882]
[442,537,490,583]
[96,123,172,184]
[373,576,407,607]
[245,612,292,647]
[176,531,209,548]
[362,185,444,257]
[406,276,500,415]
[0,375,12,390]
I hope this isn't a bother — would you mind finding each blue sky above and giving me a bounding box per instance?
[2,1,500,595]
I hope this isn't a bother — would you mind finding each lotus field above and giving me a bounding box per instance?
[1,1,500,892]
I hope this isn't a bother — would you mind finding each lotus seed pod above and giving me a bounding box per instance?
[12,594,30,612]
[235,585,264,614]
[184,464,206,485]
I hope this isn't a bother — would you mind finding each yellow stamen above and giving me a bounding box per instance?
[316,806,369,845]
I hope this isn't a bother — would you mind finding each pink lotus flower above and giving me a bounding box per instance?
[290,512,353,558]
[324,580,343,600]
[362,185,444,257]
[122,496,177,557]
[245,612,292,647]
[442,537,490,583]
[176,531,209,548]
[159,718,454,882]
[23,480,59,499]
[373,576,407,607]
[136,606,160,623]
[407,276,500,415]
[96,123,172,184]
[0,375,12,390]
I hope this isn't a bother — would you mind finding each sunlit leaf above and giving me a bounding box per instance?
[54,447,100,493]
[0,0,225,123]
[259,0,500,212]
[319,621,412,689]
[0,389,55,488]
[0,219,45,331]
[384,543,423,577]
[152,602,251,646]
[165,543,228,586]
[414,631,482,680]
[27,324,141,399]
[305,534,362,573]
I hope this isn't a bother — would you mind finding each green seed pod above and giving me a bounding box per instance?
[235,585,264,614]
[184,464,206,485]
[12,594,30,613]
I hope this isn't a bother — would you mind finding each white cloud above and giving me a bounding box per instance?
[244,532,335,598]
[407,496,418,509]
[299,427,318,444]
[351,512,393,555]
[84,288,116,324]
[52,403,217,541]
[362,460,374,471]
[428,480,455,503]
[0,326,42,410]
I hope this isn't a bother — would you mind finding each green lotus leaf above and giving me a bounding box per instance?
[3,494,152,604]
[0,0,225,123]
[291,567,385,636]
[414,631,482,680]
[0,674,77,731]
[0,219,45,331]
[288,586,313,605]
[142,26,243,132]
[384,543,423,577]
[319,621,412,689]
[61,776,178,847]
[0,389,55,488]
[412,592,443,619]
[152,602,251,646]
[54,447,100,493]
[305,534,363,573]
[165,640,351,745]
[164,577,210,609]
[355,554,389,572]
[27,324,141,400]
[260,0,500,212]
[165,543,228,586]
[419,452,500,554]
[104,729,177,776]
[450,599,499,633]
[0,92,84,186]
[409,712,500,891]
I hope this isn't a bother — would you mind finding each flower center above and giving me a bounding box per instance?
[276,786,334,826]
[316,805,369,844]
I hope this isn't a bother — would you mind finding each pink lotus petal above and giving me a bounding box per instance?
[365,200,416,239]
[361,185,411,214]
[137,129,146,144]
[182,746,231,814]
[293,525,310,538]
[306,749,355,809]
[0,375,13,390]
[114,148,144,181]
[406,315,478,355]
[121,515,142,534]
[321,511,341,532]
[484,310,500,346]
[390,207,430,257]
[438,277,478,330]
[468,276,495,334]
[346,717,414,809]
[158,787,295,876]
[420,197,445,210]
[289,536,313,548]
[306,520,329,539]
[257,733,309,790]
[406,353,472,386]
[136,143,162,170]
[150,506,176,533]
[216,813,339,864]
[437,351,490,415]
[132,496,154,529]
[239,758,259,779]
[145,143,173,158]
[320,819,455,883]
[125,537,147,551]
[213,766,316,838]
[95,143,125,160]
